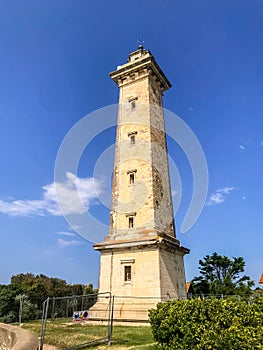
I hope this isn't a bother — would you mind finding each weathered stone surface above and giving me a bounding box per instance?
[93,47,189,321]
[0,323,39,350]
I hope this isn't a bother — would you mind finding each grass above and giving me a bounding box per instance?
[21,318,158,350]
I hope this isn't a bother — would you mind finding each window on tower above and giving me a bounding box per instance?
[128,217,134,228]
[129,173,135,184]
[126,212,136,228]
[128,97,138,111]
[131,100,136,110]
[128,131,137,146]
[124,266,132,282]
[121,258,135,284]
[127,169,137,185]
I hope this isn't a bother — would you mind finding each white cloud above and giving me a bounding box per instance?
[0,172,103,217]
[57,238,82,248]
[239,145,245,150]
[207,193,224,205]
[207,187,236,206]
[0,199,48,216]
[57,231,76,237]
[260,141,263,146]
[217,186,235,194]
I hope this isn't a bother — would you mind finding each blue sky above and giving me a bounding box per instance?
[0,0,262,288]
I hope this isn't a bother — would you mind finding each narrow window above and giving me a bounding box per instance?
[130,173,135,184]
[124,266,132,282]
[131,100,136,110]
[130,135,135,145]
[127,169,137,184]
[128,217,134,228]
[128,131,137,145]
[128,97,138,111]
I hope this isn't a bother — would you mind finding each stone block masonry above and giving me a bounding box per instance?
[92,46,189,322]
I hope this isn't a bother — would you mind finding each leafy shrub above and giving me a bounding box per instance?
[149,297,263,349]
[21,299,42,321]
[0,311,17,323]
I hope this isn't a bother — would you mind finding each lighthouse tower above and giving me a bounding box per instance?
[92,46,189,321]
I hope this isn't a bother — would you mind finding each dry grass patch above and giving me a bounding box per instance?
[21,318,157,350]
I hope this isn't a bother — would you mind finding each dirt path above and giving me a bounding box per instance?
[96,343,156,350]
[43,342,157,350]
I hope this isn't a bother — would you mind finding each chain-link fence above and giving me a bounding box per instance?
[0,291,261,349]
[40,292,113,350]
[186,293,260,303]
[2,292,258,325]
[105,293,261,324]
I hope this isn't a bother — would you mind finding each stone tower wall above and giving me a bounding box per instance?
[98,245,161,298]
[159,248,187,300]
[107,66,175,240]
[93,48,189,321]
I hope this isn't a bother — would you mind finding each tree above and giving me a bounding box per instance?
[191,252,254,295]
[0,284,20,322]
[0,273,99,322]
[10,273,35,293]
[83,283,98,295]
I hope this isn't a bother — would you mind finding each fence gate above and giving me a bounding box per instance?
[40,292,113,350]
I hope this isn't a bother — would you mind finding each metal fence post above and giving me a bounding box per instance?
[108,294,114,344]
[40,297,49,350]
[51,296,55,320]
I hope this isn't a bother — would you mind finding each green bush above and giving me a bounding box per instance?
[0,311,17,323]
[149,298,263,349]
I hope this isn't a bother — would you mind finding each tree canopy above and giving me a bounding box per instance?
[0,273,97,323]
[191,252,254,295]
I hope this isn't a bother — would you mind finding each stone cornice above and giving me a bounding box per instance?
[109,55,171,91]
[93,235,189,255]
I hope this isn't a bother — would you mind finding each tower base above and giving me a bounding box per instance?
[89,297,159,323]
[92,235,189,322]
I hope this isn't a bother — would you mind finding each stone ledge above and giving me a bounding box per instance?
[0,323,39,350]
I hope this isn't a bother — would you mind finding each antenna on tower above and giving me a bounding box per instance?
[137,35,144,49]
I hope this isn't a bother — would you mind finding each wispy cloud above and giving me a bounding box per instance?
[207,192,224,205]
[57,231,76,237]
[217,187,236,194]
[260,141,263,146]
[207,187,236,206]
[239,145,245,150]
[0,172,103,217]
[57,238,82,248]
